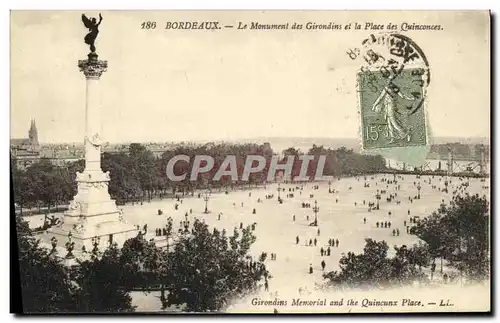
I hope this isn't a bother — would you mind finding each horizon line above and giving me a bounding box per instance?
[16,135,490,146]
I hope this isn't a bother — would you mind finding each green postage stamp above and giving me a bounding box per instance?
[358,68,428,149]
[352,33,431,150]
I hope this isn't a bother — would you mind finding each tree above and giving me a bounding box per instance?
[324,239,427,290]
[72,244,136,313]
[164,220,267,312]
[16,212,139,313]
[445,194,489,281]
[282,147,302,156]
[405,242,431,272]
[412,212,450,271]
[16,214,76,313]
[120,235,167,290]
[414,194,489,282]
[12,157,25,214]
[128,143,156,202]
[391,244,429,283]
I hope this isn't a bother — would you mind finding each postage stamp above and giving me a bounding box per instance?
[358,67,428,149]
[349,33,431,150]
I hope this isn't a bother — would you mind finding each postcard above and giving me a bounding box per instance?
[11,10,490,314]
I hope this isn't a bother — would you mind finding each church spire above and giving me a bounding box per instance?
[29,118,39,146]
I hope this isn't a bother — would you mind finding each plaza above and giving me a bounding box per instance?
[24,173,490,311]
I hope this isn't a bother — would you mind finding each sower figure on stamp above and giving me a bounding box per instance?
[371,78,421,143]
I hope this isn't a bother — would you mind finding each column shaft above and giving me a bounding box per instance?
[85,76,102,172]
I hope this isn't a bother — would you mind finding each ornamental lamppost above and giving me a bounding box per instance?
[312,200,319,227]
[91,236,100,257]
[328,181,332,193]
[417,182,421,199]
[203,189,211,214]
[65,232,75,259]
[277,183,281,200]
[50,237,58,254]
[375,190,381,210]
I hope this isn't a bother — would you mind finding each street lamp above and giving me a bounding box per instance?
[328,181,332,193]
[203,189,211,214]
[417,182,421,199]
[375,190,381,210]
[278,183,281,199]
[312,200,319,226]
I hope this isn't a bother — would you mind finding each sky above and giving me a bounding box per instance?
[10,11,490,143]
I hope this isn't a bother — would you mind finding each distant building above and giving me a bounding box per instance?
[11,119,41,168]
[11,120,85,169]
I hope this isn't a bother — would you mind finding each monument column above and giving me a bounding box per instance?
[46,14,137,251]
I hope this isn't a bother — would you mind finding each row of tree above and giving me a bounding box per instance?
[12,143,386,213]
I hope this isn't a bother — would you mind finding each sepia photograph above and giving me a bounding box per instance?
[10,10,491,314]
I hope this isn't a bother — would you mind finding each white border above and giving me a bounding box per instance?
[3,1,498,323]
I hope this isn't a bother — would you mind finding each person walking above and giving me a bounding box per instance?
[321,260,326,271]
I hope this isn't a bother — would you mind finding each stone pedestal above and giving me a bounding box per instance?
[46,53,138,251]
